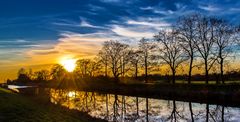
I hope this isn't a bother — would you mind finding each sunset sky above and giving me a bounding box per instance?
[1,0,240,82]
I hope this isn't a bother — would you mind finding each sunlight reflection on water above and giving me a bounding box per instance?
[47,89,240,122]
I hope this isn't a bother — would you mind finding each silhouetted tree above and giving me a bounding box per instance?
[76,59,101,77]
[17,68,31,83]
[194,15,217,84]
[99,40,130,81]
[129,50,141,78]
[50,64,66,81]
[87,59,101,77]
[213,18,237,84]
[76,59,91,77]
[155,29,188,83]
[138,38,155,82]
[176,15,198,84]
[98,50,109,77]
[34,70,50,81]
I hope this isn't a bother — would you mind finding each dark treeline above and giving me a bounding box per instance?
[7,14,240,85]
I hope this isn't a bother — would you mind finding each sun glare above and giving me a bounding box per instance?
[67,91,76,97]
[60,58,76,72]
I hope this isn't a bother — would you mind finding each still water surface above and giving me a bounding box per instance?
[42,89,240,122]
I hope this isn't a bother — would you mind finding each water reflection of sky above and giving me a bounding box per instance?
[49,89,240,122]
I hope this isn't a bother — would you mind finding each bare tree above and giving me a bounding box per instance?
[154,29,188,84]
[87,59,101,77]
[98,50,109,77]
[213,19,238,84]
[76,59,101,77]
[129,50,141,78]
[194,15,217,84]
[99,40,130,81]
[138,38,155,82]
[176,15,198,84]
[76,59,91,77]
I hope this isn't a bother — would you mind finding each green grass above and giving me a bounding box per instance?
[0,88,105,122]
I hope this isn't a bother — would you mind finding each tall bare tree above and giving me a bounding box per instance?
[98,50,109,77]
[99,40,130,81]
[192,15,217,84]
[76,59,91,77]
[87,59,101,77]
[213,18,238,84]
[129,50,141,78]
[138,38,155,82]
[75,59,101,77]
[176,15,198,84]
[154,30,187,84]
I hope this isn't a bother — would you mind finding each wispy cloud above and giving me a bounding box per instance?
[140,6,154,10]
[53,18,105,29]
[111,25,153,39]
[127,20,170,27]
[79,18,105,29]
[198,5,221,12]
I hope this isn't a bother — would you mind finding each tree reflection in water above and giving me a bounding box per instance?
[48,89,239,122]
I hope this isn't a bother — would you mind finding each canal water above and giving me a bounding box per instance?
[39,89,240,122]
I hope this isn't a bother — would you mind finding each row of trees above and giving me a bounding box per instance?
[97,14,240,84]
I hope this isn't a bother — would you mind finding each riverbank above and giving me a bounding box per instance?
[0,87,106,122]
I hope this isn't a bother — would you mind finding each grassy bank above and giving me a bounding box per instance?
[0,88,106,122]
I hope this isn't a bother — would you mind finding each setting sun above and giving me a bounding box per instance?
[60,58,77,72]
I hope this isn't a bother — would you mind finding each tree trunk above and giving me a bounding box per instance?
[206,104,209,122]
[135,63,138,78]
[105,63,108,77]
[188,57,193,84]
[145,56,148,83]
[120,58,123,77]
[222,106,224,122]
[173,100,176,122]
[205,60,209,84]
[106,94,109,119]
[172,68,176,84]
[146,97,149,122]
[220,58,224,84]
[189,102,194,122]
[113,94,118,121]
[136,97,139,117]
[122,57,125,77]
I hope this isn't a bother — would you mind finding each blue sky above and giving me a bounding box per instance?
[0,0,240,81]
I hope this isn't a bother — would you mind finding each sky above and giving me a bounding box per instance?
[0,0,240,82]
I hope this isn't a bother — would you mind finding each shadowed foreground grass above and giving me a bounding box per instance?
[0,88,106,122]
